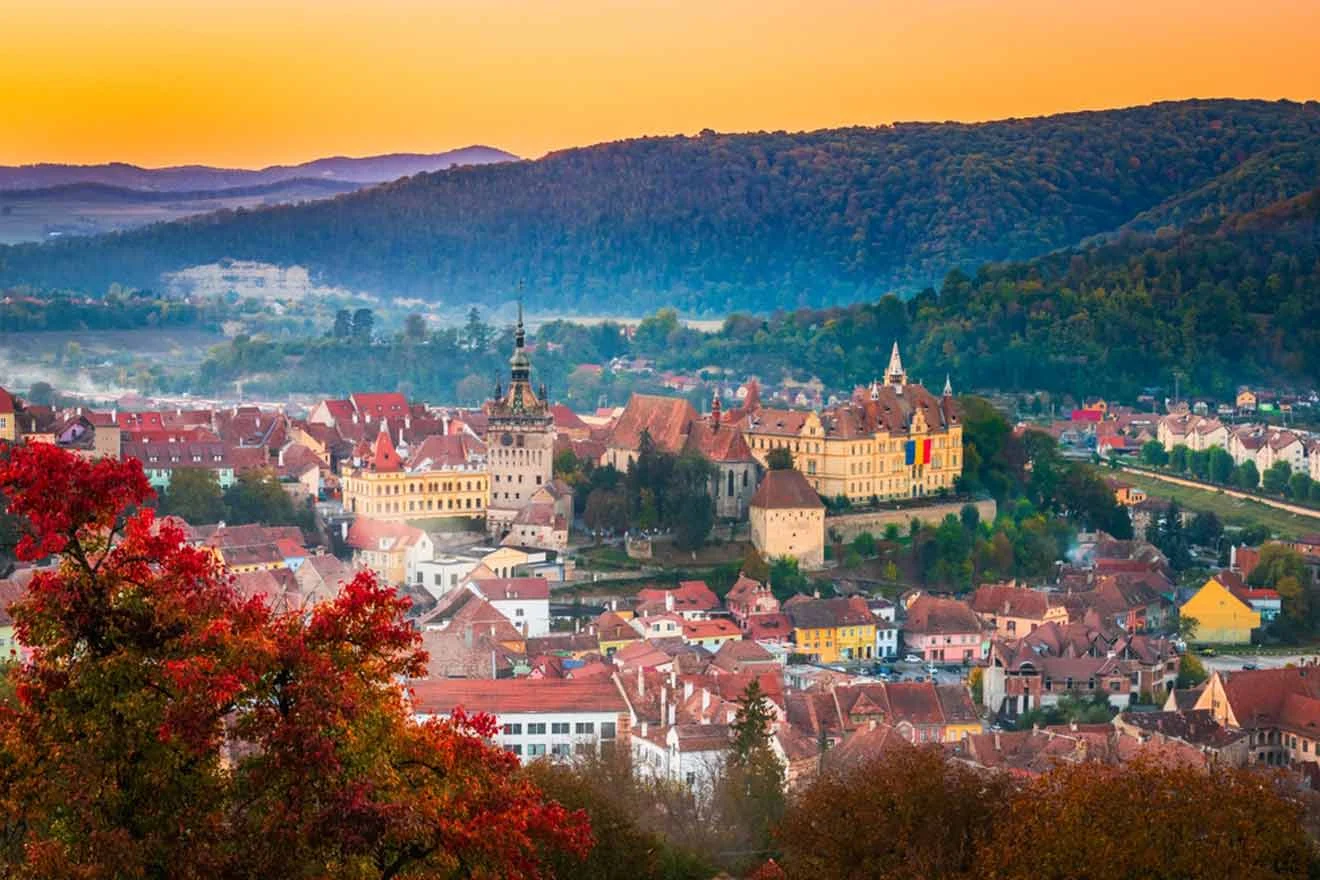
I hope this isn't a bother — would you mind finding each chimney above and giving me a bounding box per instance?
[660,685,668,714]
[683,680,693,701]
[641,720,648,738]
[665,591,675,612]
[636,665,644,696]
[994,732,1001,750]
[667,701,676,728]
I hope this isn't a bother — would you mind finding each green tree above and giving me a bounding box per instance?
[350,307,374,340]
[1235,460,1260,490]
[1140,440,1169,467]
[1206,446,1234,484]
[1263,461,1293,496]
[959,503,981,533]
[1177,614,1200,643]
[1176,652,1208,688]
[402,312,428,343]
[1288,472,1313,501]
[742,545,771,583]
[222,470,309,529]
[1169,444,1190,473]
[160,468,226,525]
[850,531,877,558]
[769,556,808,600]
[464,307,491,352]
[765,447,793,470]
[332,309,352,339]
[1189,449,1210,480]
[715,680,785,874]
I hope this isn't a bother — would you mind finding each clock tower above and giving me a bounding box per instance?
[484,303,555,539]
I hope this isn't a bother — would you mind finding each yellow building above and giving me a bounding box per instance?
[749,468,825,570]
[739,344,962,503]
[1181,575,1260,645]
[786,596,877,663]
[341,429,488,523]
[0,387,18,443]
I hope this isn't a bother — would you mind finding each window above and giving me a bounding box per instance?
[505,744,522,756]
[575,722,595,735]
[600,722,617,740]
[526,743,547,757]
[527,722,546,735]
[551,743,570,757]
[502,723,523,736]
[685,772,697,787]
[551,722,570,735]
[515,608,525,617]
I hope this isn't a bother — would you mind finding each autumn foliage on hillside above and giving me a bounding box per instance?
[0,443,589,879]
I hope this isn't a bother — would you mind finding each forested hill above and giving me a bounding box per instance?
[1,99,1318,314]
[647,187,1320,400]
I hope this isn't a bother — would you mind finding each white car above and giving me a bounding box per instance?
[903,654,922,664]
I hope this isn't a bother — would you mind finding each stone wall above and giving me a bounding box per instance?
[826,498,997,542]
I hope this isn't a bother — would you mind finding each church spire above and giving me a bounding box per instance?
[943,374,953,397]
[886,341,907,389]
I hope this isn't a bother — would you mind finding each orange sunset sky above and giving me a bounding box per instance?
[5,0,1319,168]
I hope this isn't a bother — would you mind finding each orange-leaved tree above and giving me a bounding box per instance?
[974,759,1316,880]
[0,443,590,879]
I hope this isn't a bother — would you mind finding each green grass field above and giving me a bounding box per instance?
[1119,470,1320,539]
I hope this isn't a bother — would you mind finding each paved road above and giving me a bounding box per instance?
[1201,652,1320,674]
[1120,466,1320,521]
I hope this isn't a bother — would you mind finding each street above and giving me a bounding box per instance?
[1200,652,1320,674]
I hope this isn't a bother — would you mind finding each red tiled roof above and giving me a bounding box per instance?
[969,584,1059,620]
[0,387,15,415]
[682,619,742,640]
[745,612,793,641]
[786,596,873,630]
[406,433,481,471]
[410,678,628,716]
[750,469,824,510]
[471,577,550,601]
[684,418,754,463]
[903,595,982,636]
[351,392,409,418]
[636,580,720,614]
[606,394,697,454]
[344,517,425,552]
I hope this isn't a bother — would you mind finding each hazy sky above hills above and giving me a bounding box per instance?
[7,0,1319,168]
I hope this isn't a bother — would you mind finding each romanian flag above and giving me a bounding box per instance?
[905,438,932,466]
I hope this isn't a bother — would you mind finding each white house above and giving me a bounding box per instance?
[465,577,551,638]
[414,553,480,600]
[630,612,686,640]
[869,598,899,660]
[632,720,730,794]
[410,678,631,762]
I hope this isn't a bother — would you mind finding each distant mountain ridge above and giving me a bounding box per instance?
[0,178,360,203]
[2,100,1319,312]
[0,146,519,191]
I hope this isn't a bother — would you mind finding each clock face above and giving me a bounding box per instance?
[501,432,514,446]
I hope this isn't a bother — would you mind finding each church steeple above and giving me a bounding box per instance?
[886,341,907,390]
[510,298,531,386]
[943,374,953,397]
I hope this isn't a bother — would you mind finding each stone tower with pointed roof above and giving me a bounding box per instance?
[484,302,555,539]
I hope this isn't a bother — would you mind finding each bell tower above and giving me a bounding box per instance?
[483,297,555,539]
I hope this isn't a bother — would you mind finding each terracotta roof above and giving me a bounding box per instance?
[550,404,589,431]
[636,580,720,615]
[786,596,873,630]
[351,392,409,419]
[969,583,1061,620]
[711,638,776,671]
[745,612,793,641]
[1118,709,1248,749]
[406,433,482,471]
[595,611,640,643]
[750,469,824,510]
[606,394,698,454]
[0,387,15,415]
[684,417,755,463]
[903,595,982,636]
[410,678,628,716]
[344,517,426,552]
[471,577,550,601]
[1217,667,1320,733]
[682,618,742,640]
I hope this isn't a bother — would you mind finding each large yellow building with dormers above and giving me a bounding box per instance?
[341,428,489,523]
[737,343,962,503]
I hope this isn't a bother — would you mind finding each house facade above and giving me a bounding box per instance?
[739,344,962,503]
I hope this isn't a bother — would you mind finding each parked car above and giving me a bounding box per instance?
[903,654,922,664]
[1242,662,1258,671]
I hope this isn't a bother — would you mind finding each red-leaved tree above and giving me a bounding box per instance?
[0,443,590,879]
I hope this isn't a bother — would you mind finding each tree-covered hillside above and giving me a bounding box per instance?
[1,99,1318,314]
[167,188,1320,404]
